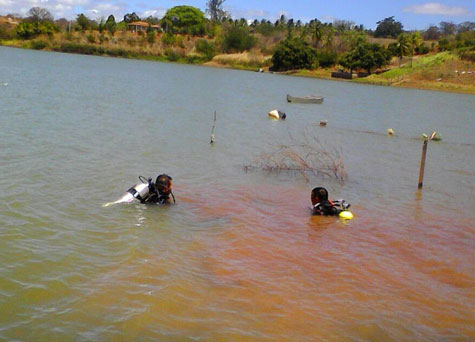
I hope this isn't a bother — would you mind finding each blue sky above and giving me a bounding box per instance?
[1,1,473,30]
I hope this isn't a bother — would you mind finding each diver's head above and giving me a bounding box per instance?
[311,187,328,205]
[155,174,173,196]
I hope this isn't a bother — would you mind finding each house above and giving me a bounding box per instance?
[0,16,19,27]
[128,21,161,33]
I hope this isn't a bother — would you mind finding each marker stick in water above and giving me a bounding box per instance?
[418,138,428,189]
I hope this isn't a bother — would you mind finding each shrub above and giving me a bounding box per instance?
[87,34,96,43]
[16,22,40,39]
[161,33,176,46]
[270,37,318,71]
[147,30,156,44]
[0,26,15,40]
[457,47,475,62]
[165,48,181,61]
[127,38,136,47]
[415,43,429,55]
[185,55,205,64]
[222,26,256,52]
[30,40,48,50]
[195,38,216,60]
[317,50,338,68]
[99,34,110,44]
[438,38,451,51]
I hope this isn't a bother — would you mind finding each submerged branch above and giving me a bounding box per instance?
[244,131,347,183]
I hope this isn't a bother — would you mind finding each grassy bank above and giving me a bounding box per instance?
[353,52,475,94]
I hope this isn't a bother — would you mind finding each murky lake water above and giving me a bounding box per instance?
[0,46,474,341]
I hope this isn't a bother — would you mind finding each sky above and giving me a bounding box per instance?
[0,0,473,30]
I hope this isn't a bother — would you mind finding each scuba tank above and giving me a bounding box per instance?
[332,199,350,211]
[127,176,155,203]
[103,176,157,207]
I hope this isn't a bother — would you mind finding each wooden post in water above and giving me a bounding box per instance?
[418,138,429,189]
[210,111,217,144]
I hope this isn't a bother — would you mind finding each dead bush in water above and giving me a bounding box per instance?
[244,133,347,182]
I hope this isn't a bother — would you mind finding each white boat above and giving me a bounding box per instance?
[287,94,324,104]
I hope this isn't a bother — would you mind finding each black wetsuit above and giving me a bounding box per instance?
[312,200,340,216]
[312,199,350,216]
[143,192,171,204]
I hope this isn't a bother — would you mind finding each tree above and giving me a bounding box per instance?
[423,26,440,40]
[312,20,323,46]
[222,25,256,52]
[105,15,116,35]
[144,16,160,25]
[98,18,106,33]
[339,30,365,53]
[339,40,390,74]
[339,51,358,74]
[207,0,227,21]
[123,12,140,23]
[395,33,410,66]
[27,7,53,22]
[322,24,335,49]
[358,43,390,74]
[439,21,456,36]
[333,20,355,34]
[457,21,475,33]
[162,6,206,35]
[374,16,403,38]
[409,31,422,67]
[271,37,318,71]
[76,13,91,31]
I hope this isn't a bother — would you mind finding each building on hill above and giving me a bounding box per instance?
[0,16,19,27]
[128,21,161,33]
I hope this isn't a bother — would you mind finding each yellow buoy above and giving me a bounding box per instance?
[339,211,354,220]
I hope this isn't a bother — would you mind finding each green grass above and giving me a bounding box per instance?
[351,52,475,93]
[380,52,454,79]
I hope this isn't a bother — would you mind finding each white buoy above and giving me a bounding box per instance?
[268,110,286,120]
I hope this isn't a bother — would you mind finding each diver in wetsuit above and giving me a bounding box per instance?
[124,174,175,204]
[103,174,175,207]
[143,174,175,204]
[311,187,350,216]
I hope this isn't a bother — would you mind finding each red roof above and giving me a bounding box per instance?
[128,21,149,27]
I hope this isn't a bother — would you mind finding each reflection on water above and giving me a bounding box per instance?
[0,46,474,341]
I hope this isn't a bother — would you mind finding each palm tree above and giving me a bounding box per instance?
[395,33,410,67]
[409,31,422,67]
[313,21,323,46]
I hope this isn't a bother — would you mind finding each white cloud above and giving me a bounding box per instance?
[141,8,166,19]
[228,8,270,20]
[404,2,472,16]
[319,15,336,23]
[0,0,91,18]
